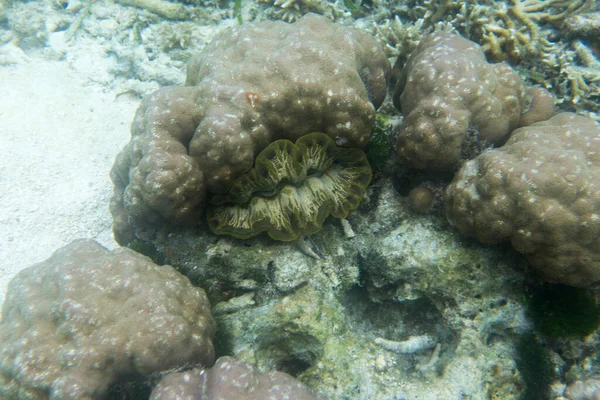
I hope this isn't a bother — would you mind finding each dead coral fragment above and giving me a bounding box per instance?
[115,0,191,20]
[207,132,371,241]
[374,335,437,354]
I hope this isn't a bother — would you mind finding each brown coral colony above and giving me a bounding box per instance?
[109,14,390,245]
[393,32,600,288]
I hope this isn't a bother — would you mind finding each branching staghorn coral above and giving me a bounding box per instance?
[374,0,598,122]
[564,11,600,38]
[449,0,599,117]
[422,0,464,26]
[510,0,596,23]
[370,0,469,58]
[372,15,457,58]
[555,42,600,120]
[469,0,596,63]
[257,0,332,22]
[372,16,426,58]
[520,39,600,120]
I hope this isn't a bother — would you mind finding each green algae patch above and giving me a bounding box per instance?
[126,239,166,266]
[366,113,393,173]
[207,132,371,241]
[515,334,554,400]
[528,284,600,338]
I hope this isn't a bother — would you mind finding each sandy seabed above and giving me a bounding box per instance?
[0,49,140,305]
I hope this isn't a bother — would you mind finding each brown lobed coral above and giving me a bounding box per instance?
[393,32,553,170]
[150,356,321,399]
[445,113,600,288]
[0,239,216,399]
[110,14,390,245]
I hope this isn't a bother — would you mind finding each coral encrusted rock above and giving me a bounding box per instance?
[445,113,600,287]
[110,14,390,244]
[0,239,216,399]
[393,32,552,170]
[150,356,320,400]
[207,132,372,241]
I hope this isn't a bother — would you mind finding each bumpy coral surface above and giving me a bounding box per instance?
[0,240,216,399]
[150,356,320,399]
[110,87,206,245]
[207,132,371,241]
[445,113,600,287]
[393,32,542,170]
[110,14,390,244]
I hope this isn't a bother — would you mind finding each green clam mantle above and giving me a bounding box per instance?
[207,132,372,241]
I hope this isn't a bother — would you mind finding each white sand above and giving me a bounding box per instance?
[0,49,140,304]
